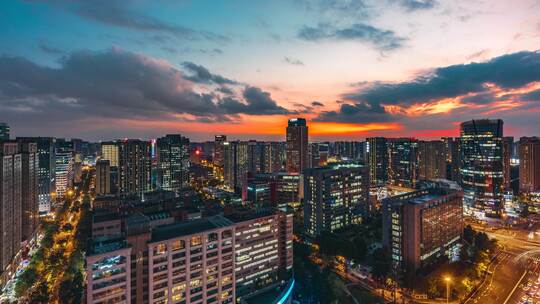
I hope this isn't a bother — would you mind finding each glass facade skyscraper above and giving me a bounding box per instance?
[460,119,504,217]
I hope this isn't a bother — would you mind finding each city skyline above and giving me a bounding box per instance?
[2,1,540,141]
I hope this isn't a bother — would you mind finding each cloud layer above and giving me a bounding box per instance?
[0,49,293,128]
[298,23,406,51]
[317,50,540,123]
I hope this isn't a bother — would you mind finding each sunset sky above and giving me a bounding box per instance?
[1,0,540,141]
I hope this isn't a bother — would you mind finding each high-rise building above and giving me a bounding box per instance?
[223,141,249,193]
[213,135,227,167]
[367,137,388,186]
[387,138,419,188]
[286,118,308,173]
[244,172,301,209]
[382,181,463,281]
[118,139,152,196]
[17,141,38,241]
[519,137,540,193]
[156,134,190,192]
[0,123,9,140]
[460,119,504,217]
[55,150,73,197]
[86,209,294,304]
[0,141,21,282]
[503,136,514,191]
[303,163,369,237]
[261,142,283,173]
[442,137,461,182]
[100,141,119,167]
[247,140,263,174]
[95,159,111,195]
[17,137,56,215]
[418,140,446,180]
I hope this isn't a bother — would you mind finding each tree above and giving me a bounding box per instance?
[463,225,475,244]
[474,232,490,251]
[371,248,391,279]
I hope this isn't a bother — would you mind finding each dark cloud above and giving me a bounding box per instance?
[32,0,228,42]
[221,86,294,115]
[0,49,293,128]
[397,0,437,11]
[311,101,324,107]
[38,42,64,55]
[283,56,304,66]
[181,61,237,85]
[296,0,370,18]
[298,23,406,51]
[316,50,540,123]
[352,51,540,105]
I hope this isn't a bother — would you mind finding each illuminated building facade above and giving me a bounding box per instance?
[95,159,111,195]
[418,140,446,181]
[86,236,132,304]
[367,137,388,186]
[156,134,190,192]
[224,141,249,193]
[387,138,419,188]
[382,181,463,281]
[17,137,56,215]
[244,173,301,209]
[55,149,73,197]
[86,209,293,304]
[303,163,369,237]
[460,119,504,217]
[519,137,540,193]
[0,141,22,284]
[118,139,152,197]
[285,118,308,174]
[101,141,120,167]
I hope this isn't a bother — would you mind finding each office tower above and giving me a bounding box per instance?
[17,141,38,241]
[214,135,227,166]
[0,142,21,281]
[387,138,419,188]
[418,140,446,180]
[71,138,83,154]
[55,150,73,197]
[262,142,283,173]
[0,123,9,140]
[503,137,514,191]
[95,159,111,195]
[367,137,388,186]
[223,141,248,193]
[86,236,132,304]
[17,137,56,215]
[519,137,540,193]
[156,134,190,192]
[244,172,301,209]
[333,141,364,161]
[460,119,504,217]
[442,137,461,182]
[86,210,294,304]
[118,139,152,196]
[286,118,308,173]
[382,180,463,281]
[247,140,263,174]
[229,209,293,298]
[100,141,119,167]
[309,143,320,168]
[303,163,369,237]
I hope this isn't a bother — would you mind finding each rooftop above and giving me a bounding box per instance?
[88,235,129,256]
[150,215,233,242]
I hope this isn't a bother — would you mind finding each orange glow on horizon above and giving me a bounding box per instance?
[114,116,401,137]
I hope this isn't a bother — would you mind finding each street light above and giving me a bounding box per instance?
[444,276,451,304]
